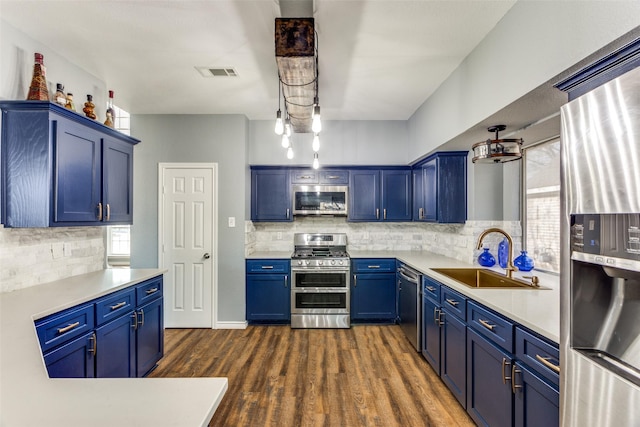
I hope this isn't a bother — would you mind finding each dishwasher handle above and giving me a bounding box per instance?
[398,267,420,284]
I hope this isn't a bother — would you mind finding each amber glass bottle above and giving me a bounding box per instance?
[27,53,49,101]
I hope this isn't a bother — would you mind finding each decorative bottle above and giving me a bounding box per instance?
[498,238,509,268]
[83,94,97,120]
[53,83,66,106]
[477,248,496,267]
[27,53,49,101]
[514,251,534,271]
[65,93,76,111]
[104,90,115,127]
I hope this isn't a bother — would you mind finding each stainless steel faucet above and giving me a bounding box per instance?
[476,227,517,279]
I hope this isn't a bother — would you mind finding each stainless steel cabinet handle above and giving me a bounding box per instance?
[97,202,103,221]
[535,354,560,373]
[326,175,340,179]
[437,310,445,326]
[383,208,387,220]
[138,309,145,327]
[57,322,80,334]
[203,253,211,259]
[376,208,380,220]
[446,298,459,307]
[261,265,274,269]
[89,332,97,356]
[131,312,138,330]
[145,287,158,295]
[419,207,424,220]
[284,275,288,288]
[367,265,381,269]
[511,364,522,394]
[299,175,313,179]
[105,203,111,221]
[110,301,127,310]
[502,358,512,384]
[353,275,357,287]
[286,208,290,219]
[479,318,495,331]
[434,307,440,325]
[426,286,436,292]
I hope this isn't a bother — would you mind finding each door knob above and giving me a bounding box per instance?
[203,253,210,259]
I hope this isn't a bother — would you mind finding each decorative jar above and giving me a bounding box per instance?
[478,248,496,267]
[514,250,534,271]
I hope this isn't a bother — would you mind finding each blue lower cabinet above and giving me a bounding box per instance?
[43,331,95,378]
[351,272,397,322]
[422,296,441,373]
[136,297,164,377]
[246,273,290,323]
[95,311,136,378]
[514,361,559,427]
[441,311,467,408]
[467,327,514,427]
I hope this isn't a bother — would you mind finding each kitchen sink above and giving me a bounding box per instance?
[431,268,548,289]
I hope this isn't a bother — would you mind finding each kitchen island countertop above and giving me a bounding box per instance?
[0,269,228,427]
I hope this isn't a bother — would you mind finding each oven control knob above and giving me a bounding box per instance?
[297,260,303,266]
[331,260,336,265]
[338,260,343,265]
[318,260,323,266]
[305,260,310,265]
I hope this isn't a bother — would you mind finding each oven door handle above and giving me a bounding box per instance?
[399,270,419,284]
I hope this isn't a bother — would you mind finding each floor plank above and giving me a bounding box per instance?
[150,325,475,427]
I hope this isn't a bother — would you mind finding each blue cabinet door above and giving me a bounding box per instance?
[251,169,292,221]
[351,272,397,321]
[246,273,290,322]
[413,168,425,220]
[95,312,136,378]
[349,170,380,221]
[441,310,467,408]
[381,169,412,221]
[467,328,513,427]
[514,361,559,427]
[136,297,164,377]
[437,154,467,223]
[102,137,134,223]
[423,159,437,221]
[54,118,102,223]
[422,296,441,373]
[43,331,95,378]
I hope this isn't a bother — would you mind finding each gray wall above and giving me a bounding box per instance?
[249,119,409,165]
[130,114,249,322]
[407,1,640,160]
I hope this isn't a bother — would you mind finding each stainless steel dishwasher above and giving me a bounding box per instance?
[397,263,422,351]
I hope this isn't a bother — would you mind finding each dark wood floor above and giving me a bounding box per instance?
[150,325,474,427]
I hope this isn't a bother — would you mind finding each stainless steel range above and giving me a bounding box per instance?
[290,233,350,329]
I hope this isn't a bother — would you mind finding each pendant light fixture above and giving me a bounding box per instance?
[312,133,320,152]
[312,152,319,169]
[287,146,294,159]
[472,125,523,163]
[284,114,292,137]
[281,133,290,148]
[274,80,284,135]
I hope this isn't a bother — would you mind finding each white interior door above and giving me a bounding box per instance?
[159,164,216,328]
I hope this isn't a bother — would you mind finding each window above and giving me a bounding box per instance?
[523,139,561,274]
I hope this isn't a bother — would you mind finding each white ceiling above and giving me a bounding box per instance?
[0,0,518,122]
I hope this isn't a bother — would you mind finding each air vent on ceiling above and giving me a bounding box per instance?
[195,66,238,78]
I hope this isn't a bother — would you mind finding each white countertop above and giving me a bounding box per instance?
[0,269,228,427]
[247,249,560,343]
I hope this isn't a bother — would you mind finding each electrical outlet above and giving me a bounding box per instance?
[228,217,236,227]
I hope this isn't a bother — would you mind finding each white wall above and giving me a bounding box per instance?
[249,119,409,165]
[0,20,108,118]
[130,114,249,322]
[408,1,640,160]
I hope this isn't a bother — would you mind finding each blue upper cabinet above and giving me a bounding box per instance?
[413,151,467,224]
[349,167,411,222]
[251,168,292,221]
[0,101,139,227]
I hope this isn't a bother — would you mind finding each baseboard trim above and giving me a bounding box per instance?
[215,321,248,330]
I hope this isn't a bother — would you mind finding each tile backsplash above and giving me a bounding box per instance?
[0,226,105,292]
[246,218,521,265]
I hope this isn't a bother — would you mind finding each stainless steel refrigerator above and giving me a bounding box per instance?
[560,65,640,426]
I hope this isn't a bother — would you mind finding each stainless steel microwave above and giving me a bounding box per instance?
[292,185,348,216]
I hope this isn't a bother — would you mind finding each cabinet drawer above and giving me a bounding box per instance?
[291,169,318,184]
[467,301,514,352]
[246,259,290,274]
[352,258,396,273]
[423,276,441,302]
[440,286,467,320]
[516,327,560,387]
[95,288,136,326]
[136,276,163,306]
[36,304,95,352]
[319,170,349,185]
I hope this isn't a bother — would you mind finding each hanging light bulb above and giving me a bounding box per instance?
[281,133,290,148]
[312,105,322,133]
[287,146,294,159]
[284,116,292,137]
[312,152,319,169]
[312,133,320,152]
[274,110,283,135]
